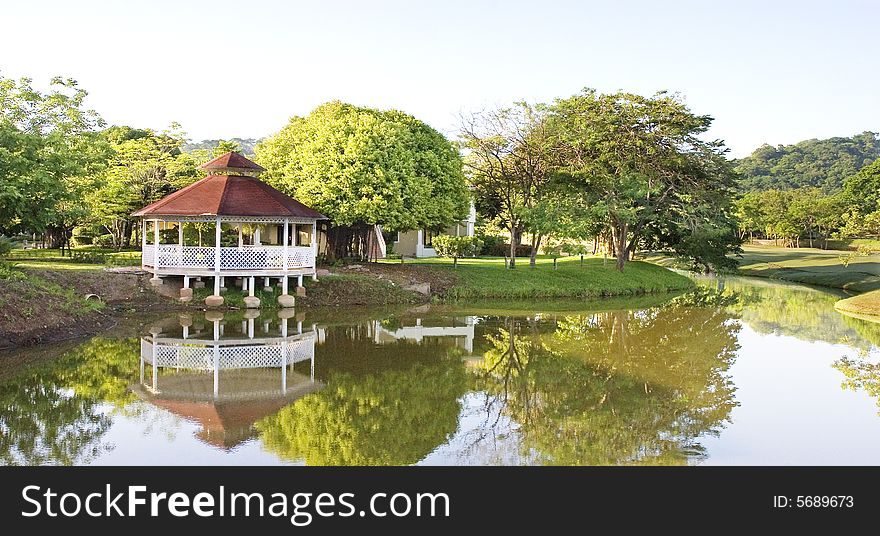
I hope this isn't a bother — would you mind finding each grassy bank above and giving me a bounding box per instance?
[835,290,880,322]
[736,245,880,293]
[6,247,141,270]
[384,255,693,300]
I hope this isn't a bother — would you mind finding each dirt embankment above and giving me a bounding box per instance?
[0,269,169,350]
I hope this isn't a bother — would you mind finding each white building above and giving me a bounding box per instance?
[392,203,477,258]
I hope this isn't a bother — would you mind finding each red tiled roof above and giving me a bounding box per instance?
[199,151,266,172]
[131,175,327,218]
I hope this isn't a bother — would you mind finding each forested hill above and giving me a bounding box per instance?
[734,131,879,192]
[182,138,260,156]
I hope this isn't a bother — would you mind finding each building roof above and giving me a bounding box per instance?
[132,175,327,219]
[199,151,266,172]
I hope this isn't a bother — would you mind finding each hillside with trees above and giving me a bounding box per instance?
[182,137,259,156]
[734,132,879,192]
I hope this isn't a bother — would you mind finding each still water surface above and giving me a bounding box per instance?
[2,276,879,465]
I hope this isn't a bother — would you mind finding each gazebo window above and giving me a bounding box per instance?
[182,221,216,247]
[295,224,312,246]
[159,221,179,244]
[145,220,156,245]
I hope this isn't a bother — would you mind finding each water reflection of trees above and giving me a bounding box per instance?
[470,289,740,465]
[716,277,880,350]
[0,338,139,465]
[255,324,468,465]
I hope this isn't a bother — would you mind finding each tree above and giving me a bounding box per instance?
[459,102,555,268]
[839,160,880,238]
[734,132,879,192]
[255,322,468,465]
[89,124,200,248]
[470,291,739,464]
[547,89,737,271]
[256,101,469,260]
[0,75,108,248]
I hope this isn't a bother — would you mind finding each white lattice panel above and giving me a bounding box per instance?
[147,245,314,270]
[142,245,155,266]
[219,344,282,367]
[286,339,315,363]
[143,337,315,369]
[287,247,315,267]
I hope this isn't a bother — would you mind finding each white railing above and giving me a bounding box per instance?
[142,245,315,270]
[141,335,315,370]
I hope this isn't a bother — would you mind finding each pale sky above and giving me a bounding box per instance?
[2,0,877,157]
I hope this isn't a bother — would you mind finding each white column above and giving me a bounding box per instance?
[183,325,189,339]
[238,224,243,248]
[264,276,270,288]
[282,218,289,272]
[183,275,190,289]
[281,317,288,337]
[213,318,220,341]
[249,276,255,297]
[282,275,288,295]
[141,219,147,268]
[151,340,158,391]
[214,217,222,290]
[281,351,287,393]
[213,345,219,399]
[139,353,144,385]
[248,318,254,339]
[154,220,161,268]
[178,222,183,246]
[298,274,303,287]
[311,222,318,281]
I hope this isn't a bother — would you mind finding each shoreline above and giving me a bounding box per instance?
[1,259,695,351]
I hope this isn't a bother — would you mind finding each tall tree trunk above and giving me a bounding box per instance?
[529,233,543,267]
[508,226,517,269]
[614,220,627,272]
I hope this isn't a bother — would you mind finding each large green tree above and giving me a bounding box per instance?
[89,124,200,248]
[459,102,557,267]
[546,89,738,271]
[256,101,470,259]
[0,75,108,248]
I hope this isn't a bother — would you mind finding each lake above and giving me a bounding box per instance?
[2,276,879,466]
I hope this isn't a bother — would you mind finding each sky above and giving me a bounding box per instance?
[2,0,877,157]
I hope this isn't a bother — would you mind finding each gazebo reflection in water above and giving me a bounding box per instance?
[134,311,322,449]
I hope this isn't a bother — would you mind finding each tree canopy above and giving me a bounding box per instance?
[734,132,879,192]
[255,101,470,258]
[546,89,739,271]
[0,75,108,246]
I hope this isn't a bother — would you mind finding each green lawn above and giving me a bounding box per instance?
[383,255,693,300]
[736,245,880,293]
[835,289,880,322]
[5,247,141,270]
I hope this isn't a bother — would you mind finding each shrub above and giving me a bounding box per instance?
[482,241,532,257]
[432,235,483,258]
[0,235,13,256]
[93,234,115,248]
[476,233,505,256]
[0,261,25,281]
[71,250,109,264]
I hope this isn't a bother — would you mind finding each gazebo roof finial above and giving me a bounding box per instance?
[199,151,267,175]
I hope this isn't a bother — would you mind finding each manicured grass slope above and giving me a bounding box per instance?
[736,245,880,293]
[835,290,880,321]
[392,256,693,300]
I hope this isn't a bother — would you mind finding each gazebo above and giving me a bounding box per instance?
[132,152,327,308]
[134,311,322,449]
